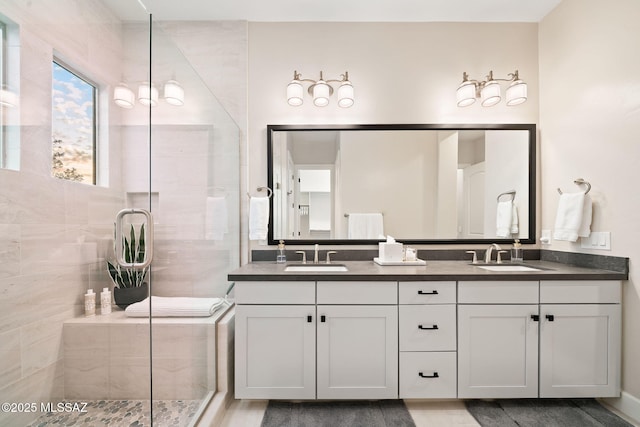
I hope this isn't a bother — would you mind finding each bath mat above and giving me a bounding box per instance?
[260,400,416,427]
[465,398,634,427]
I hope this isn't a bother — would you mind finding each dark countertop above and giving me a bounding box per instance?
[228,260,628,282]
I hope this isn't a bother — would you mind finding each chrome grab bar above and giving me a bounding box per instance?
[114,208,154,269]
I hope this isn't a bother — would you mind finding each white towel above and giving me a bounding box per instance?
[553,192,592,242]
[249,196,270,240]
[496,201,514,237]
[125,296,224,317]
[205,196,228,240]
[511,203,519,234]
[578,194,592,238]
[347,213,384,239]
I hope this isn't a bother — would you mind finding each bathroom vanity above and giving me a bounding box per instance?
[229,260,626,401]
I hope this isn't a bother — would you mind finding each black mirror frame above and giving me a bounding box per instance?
[267,123,536,246]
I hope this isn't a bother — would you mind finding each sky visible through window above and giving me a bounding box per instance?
[52,61,96,184]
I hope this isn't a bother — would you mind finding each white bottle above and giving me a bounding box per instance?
[84,289,96,317]
[100,287,112,315]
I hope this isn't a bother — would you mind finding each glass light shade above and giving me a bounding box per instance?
[113,84,135,109]
[287,80,303,106]
[506,80,528,106]
[0,88,18,108]
[138,83,158,107]
[337,81,354,108]
[164,80,184,106]
[481,80,501,107]
[313,81,330,107]
[456,81,476,107]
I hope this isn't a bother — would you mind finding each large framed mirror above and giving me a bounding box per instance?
[267,124,536,245]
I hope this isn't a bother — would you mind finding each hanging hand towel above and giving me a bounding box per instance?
[249,196,270,240]
[496,201,514,237]
[205,196,228,240]
[511,203,519,234]
[553,192,587,242]
[347,213,384,239]
[578,194,593,238]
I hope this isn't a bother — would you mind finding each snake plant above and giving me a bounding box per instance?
[107,224,148,288]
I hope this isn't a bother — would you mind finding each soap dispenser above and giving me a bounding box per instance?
[276,240,287,264]
[100,287,112,315]
[84,289,96,317]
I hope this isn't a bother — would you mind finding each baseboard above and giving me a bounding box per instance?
[602,391,640,426]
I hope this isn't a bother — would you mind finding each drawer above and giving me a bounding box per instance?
[399,281,456,304]
[399,352,457,398]
[399,305,456,351]
[540,280,621,304]
[458,281,539,304]
[235,281,315,304]
[317,281,397,304]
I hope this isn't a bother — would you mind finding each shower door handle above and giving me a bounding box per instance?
[115,208,154,270]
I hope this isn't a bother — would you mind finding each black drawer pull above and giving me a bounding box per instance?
[546,314,555,322]
[531,314,540,322]
[307,315,312,323]
[418,290,439,295]
[418,324,439,330]
[419,372,439,378]
[321,315,326,322]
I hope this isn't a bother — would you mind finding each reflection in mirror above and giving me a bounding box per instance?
[268,124,535,245]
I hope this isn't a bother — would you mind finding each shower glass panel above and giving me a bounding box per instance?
[0,1,239,425]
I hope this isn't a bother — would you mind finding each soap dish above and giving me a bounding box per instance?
[373,257,426,266]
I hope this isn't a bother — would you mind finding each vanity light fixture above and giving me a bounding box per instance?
[114,79,185,108]
[456,70,527,107]
[287,70,354,108]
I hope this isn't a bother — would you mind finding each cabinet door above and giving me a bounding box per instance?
[458,304,539,398]
[317,305,398,399]
[540,304,621,398]
[235,305,316,399]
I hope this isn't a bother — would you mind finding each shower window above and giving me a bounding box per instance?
[51,60,97,184]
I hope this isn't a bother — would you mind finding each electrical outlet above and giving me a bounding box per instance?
[580,232,611,250]
[540,229,551,245]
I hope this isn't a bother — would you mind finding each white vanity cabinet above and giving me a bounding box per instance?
[398,281,457,398]
[539,280,621,398]
[457,281,540,399]
[234,281,316,399]
[316,281,398,399]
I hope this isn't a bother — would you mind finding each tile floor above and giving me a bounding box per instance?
[25,399,201,427]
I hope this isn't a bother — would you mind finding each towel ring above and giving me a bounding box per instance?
[247,186,273,198]
[497,190,516,202]
[557,178,591,195]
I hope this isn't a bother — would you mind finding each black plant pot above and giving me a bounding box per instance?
[113,283,149,309]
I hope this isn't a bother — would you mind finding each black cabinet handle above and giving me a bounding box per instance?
[419,372,439,378]
[307,315,312,323]
[418,290,439,295]
[531,314,540,321]
[321,315,326,322]
[418,324,439,330]
[546,314,555,322]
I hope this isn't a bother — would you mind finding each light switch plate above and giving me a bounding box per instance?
[540,229,551,245]
[580,231,611,250]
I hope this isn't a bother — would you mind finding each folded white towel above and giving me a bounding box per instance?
[125,296,224,317]
[496,201,514,237]
[249,196,270,240]
[205,196,228,240]
[553,192,591,242]
[348,213,384,239]
[578,194,592,238]
[511,203,519,234]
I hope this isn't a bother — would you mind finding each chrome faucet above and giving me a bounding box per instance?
[314,244,320,264]
[484,243,502,263]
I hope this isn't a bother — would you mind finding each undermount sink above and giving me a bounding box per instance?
[477,265,542,272]
[284,264,349,272]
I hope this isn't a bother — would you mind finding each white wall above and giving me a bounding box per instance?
[539,0,640,411]
[248,21,539,250]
